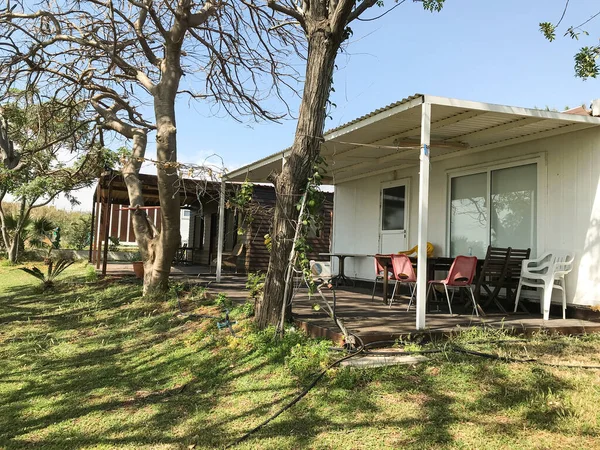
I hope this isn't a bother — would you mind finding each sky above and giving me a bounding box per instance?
[52,0,600,212]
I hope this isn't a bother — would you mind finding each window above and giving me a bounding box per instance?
[381,185,406,231]
[182,210,191,217]
[450,163,537,258]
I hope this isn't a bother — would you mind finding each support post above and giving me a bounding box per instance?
[102,180,112,277]
[88,185,97,263]
[216,179,226,282]
[95,181,103,269]
[416,102,431,331]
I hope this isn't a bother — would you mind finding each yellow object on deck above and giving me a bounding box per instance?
[398,242,434,258]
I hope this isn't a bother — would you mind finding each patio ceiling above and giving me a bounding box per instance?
[226,94,600,184]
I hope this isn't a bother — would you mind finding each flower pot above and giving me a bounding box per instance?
[132,261,144,279]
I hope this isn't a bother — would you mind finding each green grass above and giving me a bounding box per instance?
[2,261,600,449]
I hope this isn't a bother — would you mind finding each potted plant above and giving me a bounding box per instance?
[130,251,144,279]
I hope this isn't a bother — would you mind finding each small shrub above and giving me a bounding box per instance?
[108,236,120,252]
[20,258,75,289]
[65,215,92,250]
[239,300,255,317]
[232,300,255,318]
[246,272,265,301]
[85,264,98,282]
[215,293,232,310]
[188,284,208,300]
[169,281,185,298]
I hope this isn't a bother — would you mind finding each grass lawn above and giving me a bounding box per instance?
[2,261,600,449]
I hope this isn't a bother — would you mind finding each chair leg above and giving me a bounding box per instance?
[390,280,398,308]
[426,283,433,310]
[407,283,416,311]
[371,277,378,301]
[444,284,453,315]
[514,280,523,313]
[468,286,479,317]
[542,284,553,321]
[560,280,567,320]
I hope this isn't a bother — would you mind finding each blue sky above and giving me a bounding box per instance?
[57,0,600,210]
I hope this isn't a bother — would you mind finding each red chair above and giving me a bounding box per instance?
[390,254,417,309]
[427,256,480,316]
[371,257,395,301]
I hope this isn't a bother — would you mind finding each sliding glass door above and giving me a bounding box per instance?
[449,163,537,258]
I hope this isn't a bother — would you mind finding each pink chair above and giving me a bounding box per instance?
[389,254,417,309]
[371,257,396,301]
[427,256,480,316]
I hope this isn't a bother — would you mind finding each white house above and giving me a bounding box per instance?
[224,94,600,329]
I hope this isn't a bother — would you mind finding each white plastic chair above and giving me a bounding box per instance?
[513,251,574,320]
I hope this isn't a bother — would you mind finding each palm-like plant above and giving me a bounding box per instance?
[20,258,74,289]
[26,217,56,249]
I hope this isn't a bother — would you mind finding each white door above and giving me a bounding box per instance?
[379,180,409,253]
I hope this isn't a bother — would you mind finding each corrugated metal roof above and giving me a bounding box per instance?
[323,93,424,136]
[226,94,600,183]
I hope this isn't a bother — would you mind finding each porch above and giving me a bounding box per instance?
[291,285,600,345]
[224,93,600,330]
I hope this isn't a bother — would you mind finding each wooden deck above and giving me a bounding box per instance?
[100,262,214,277]
[291,285,600,345]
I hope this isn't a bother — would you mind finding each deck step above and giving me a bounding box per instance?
[340,354,428,368]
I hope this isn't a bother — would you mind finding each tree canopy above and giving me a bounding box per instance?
[540,3,600,79]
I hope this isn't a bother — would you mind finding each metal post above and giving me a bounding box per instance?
[416,102,431,330]
[216,179,226,282]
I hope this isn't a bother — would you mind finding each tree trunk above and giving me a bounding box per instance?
[122,131,163,295]
[7,236,19,263]
[119,42,182,296]
[257,29,339,329]
[148,91,181,294]
[6,200,30,264]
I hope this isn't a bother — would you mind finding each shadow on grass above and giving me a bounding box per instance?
[1,273,599,449]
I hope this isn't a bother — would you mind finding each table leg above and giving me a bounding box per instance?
[339,256,345,285]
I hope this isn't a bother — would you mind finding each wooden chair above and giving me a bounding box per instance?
[210,242,245,273]
[504,247,531,309]
[474,246,511,312]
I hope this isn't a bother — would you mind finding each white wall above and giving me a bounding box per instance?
[332,127,600,307]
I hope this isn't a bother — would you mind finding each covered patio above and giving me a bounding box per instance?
[224,94,600,330]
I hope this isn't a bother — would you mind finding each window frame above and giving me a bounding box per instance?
[379,178,410,236]
[445,154,546,257]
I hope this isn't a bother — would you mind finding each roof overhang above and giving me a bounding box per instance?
[94,173,227,207]
[226,94,600,184]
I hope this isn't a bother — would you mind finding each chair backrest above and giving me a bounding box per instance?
[505,247,531,282]
[310,260,332,278]
[232,242,245,256]
[374,257,385,276]
[390,254,416,282]
[548,250,575,275]
[445,256,478,286]
[481,246,511,276]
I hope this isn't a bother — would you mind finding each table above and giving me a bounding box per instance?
[173,247,195,265]
[318,253,374,286]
